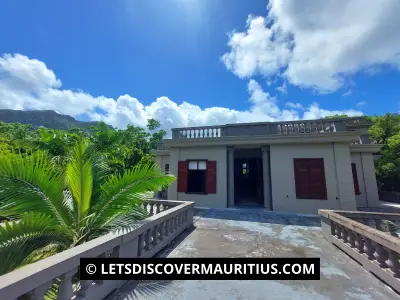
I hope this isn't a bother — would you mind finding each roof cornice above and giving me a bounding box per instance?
[162,132,361,148]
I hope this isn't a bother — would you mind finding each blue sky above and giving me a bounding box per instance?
[0,0,399,131]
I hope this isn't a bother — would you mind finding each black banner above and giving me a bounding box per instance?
[80,257,320,280]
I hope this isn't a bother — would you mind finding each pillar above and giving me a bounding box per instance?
[227,147,235,207]
[261,146,272,210]
[333,143,356,210]
[168,148,179,200]
[361,152,380,207]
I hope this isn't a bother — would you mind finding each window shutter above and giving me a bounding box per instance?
[294,159,310,199]
[177,161,188,193]
[308,159,327,200]
[206,161,217,194]
[351,163,360,195]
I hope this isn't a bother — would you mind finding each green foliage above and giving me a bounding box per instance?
[368,113,400,192]
[0,140,175,275]
[0,118,173,278]
[324,114,349,119]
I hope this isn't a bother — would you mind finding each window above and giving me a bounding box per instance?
[177,160,217,194]
[293,158,327,200]
[242,162,249,175]
[351,163,361,195]
[187,160,207,193]
[165,164,170,174]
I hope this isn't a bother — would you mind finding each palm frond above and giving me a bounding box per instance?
[90,163,175,228]
[66,141,93,227]
[0,212,73,275]
[0,150,73,226]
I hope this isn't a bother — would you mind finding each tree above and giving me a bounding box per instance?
[0,139,176,275]
[368,113,400,192]
[325,114,349,119]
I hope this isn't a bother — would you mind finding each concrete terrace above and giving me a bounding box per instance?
[106,208,400,300]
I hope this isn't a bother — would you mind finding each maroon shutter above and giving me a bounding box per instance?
[177,161,188,193]
[206,161,217,194]
[308,159,327,200]
[294,159,310,199]
[351,163,360,195]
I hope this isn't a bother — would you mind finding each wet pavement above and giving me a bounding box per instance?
[106,208,400,300]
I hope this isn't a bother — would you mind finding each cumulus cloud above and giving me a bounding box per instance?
[275,82,287,94]
[342,90,353,97]
[221,0,400,93]
[0,53,362,134]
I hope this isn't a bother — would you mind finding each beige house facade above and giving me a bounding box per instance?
[154,117,383,214]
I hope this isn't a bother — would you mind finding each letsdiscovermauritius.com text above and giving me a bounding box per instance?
[101,263,315,275]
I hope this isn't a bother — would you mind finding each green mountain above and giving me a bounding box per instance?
[0,109,109,131]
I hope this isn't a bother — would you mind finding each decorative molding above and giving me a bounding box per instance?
[349,144,384,153]
[163,132,362,148]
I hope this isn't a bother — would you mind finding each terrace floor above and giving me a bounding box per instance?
[106,208,400,300]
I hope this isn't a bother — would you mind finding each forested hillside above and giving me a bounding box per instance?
[0,109,105,131]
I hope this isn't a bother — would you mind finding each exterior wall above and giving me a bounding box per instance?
[155,154,170,173]
[270,143,356,214]
[168,146,228,208]
[361,152,380,207]
[351,153,367,207]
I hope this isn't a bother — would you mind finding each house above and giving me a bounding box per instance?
[153,117,383,214]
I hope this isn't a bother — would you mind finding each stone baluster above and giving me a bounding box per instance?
[287,124,292,134]
[311,121,317,133]
[355,233,364,253]
[138,233,144,256]
[165,219,169,237]
[152,225,159,247]
[179,213,183,226]
[155,204,161,215]
[348,230,356,248]
[331,222,336,235]
[149,204,154,216]
[169,217,173,233]
[342,227,348,243]
[388,250,400,277]
[56,269,77,300]
[364,238,375,260]
[304,122,309,133]
[159,221,164,241]
[144,229,152,251]
[374,243,389,268]
[336,224,343,239]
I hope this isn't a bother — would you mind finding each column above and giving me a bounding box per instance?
[227,147,235,207]
[361,152,380,207]
[333,143,356,210]
[261,146,272,210]
[168,148,179,200]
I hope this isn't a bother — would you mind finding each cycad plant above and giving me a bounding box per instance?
[0,140,175,275]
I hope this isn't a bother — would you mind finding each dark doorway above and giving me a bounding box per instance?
[234,157,264,206]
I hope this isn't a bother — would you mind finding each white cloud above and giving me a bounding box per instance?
[356,101,366,107]
[221,0,400,93]
[275,82,287,94]
[342,90,353,97]
[285,102,304,110]
[0,53,363,134]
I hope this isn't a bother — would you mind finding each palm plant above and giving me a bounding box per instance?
[0,139,175,275]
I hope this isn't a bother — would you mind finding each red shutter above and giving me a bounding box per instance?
[351,163,360,195]
[294,159,310,199]
[177,161,188,193]
[206,161,217,194]
[308,159,327,200]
